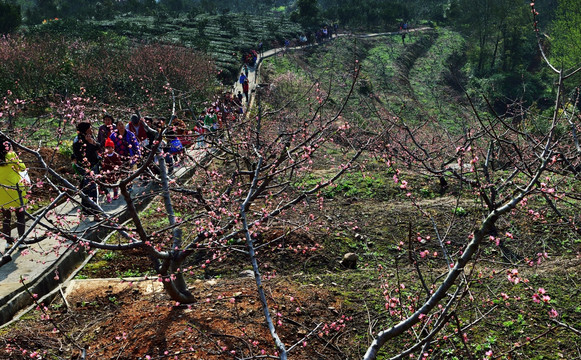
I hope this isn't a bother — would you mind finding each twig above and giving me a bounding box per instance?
[551,320,581,336]
[492,327,555,359]
[452,313,475,360]
[19,276,86,359]
[287,323,323,352]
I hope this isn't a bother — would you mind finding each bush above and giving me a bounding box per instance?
[58,140,74,159]
[0,33,217,112]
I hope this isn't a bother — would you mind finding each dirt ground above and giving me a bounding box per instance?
[2,275,357,360]
[0,186,483,360]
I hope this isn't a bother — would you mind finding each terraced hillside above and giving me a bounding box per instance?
[84,13,304,81]
[261,28,470,134]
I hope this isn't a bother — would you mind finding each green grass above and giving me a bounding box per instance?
[263,55,307,77]
[407,28,468,133]
[294,171,397,199]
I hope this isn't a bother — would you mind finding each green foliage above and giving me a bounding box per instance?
[219,12,238,35]
[321,0,408,30]
[448,0,547,109]
[0,1,21,34]
[58,140,73,159]
[82,260,109,274]
[550,0,581,70]
[407,28,470,131]
[419,187,435,198]
[469,68,549,110]
[449,0,534,74]
[159,0,186,13]
[522,105,569,138]
[295,171,392,199]
[118,269,144,278]
[290,0,320,29]
[365,43,401,80]
[195,17,209,36]
[452,206,467,216]
[102,251,116,261]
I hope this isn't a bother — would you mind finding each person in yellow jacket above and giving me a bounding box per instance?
[0,135,28,250]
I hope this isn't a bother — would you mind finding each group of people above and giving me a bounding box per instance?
[314,24,337,43]
[242,49,258,67]
[73,96,246,218]
[280,23,339,49]
[72,113,190,216]
[0,58,252,251]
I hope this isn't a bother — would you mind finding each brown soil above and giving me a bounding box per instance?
[2,277,356,360]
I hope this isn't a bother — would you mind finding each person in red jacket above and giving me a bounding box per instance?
[242,79,249,103]
[127,114,150,146]
[101,137,122,202]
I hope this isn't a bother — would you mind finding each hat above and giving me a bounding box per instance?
[104,138,115,148]
[77,122,91,134]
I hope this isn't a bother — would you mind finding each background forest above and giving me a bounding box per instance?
[1,0,578,103]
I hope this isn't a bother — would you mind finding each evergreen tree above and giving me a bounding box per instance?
[449,0,533,75]
[290,0,320,28]
[0,1,21,34]
[551,0,581,70]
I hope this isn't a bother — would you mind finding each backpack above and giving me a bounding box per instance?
[169,138,183,154]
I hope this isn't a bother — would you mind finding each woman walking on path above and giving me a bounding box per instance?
[97,114,115,148]
[242,79,249,103]
[73,122,101,218]
[0,135,29,250]
[109,119,141,168]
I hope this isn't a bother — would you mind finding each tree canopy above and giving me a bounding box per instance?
[550,0,581,70]
[0,1,21,34]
